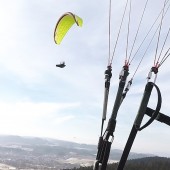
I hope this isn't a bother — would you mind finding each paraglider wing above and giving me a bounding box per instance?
[54,12,83,44]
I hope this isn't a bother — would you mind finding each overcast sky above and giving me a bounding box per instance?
[0,0,170,157]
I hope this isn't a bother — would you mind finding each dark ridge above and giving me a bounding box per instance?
[63,157,170,170]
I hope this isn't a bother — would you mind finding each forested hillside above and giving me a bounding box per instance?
[64,157,170,170]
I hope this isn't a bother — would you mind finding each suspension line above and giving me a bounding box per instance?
[156,27,170,66]
[127,0,149,64]
[131,23,159,79]
[130,0,170,65]
[110,0,129,65]
[108,0,112,65]
[158,47,170,67]
[125,0,132,64]
[154,0,167,66]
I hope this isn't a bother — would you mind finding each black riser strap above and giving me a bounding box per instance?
[96,137,104,160]
[101,142,112,170]
[117,125,137,170]
[116,82,161,170]
[145,107,170,126]
[98,140,109,163]
[134,82,153,127]
[137,82,162,131]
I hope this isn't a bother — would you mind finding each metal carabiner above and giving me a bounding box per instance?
[147,66,158,83]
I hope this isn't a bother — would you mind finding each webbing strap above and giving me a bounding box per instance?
[117,82,162,170]
[145,107,170,126]
[137,82,162,131]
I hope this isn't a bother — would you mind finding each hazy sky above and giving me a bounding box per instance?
[0,0,170,157]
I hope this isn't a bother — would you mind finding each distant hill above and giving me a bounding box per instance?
[64,157,170,170]
[0,135,155,169]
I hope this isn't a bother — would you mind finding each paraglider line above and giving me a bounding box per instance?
[131,24,158,79]
[154,0,167,66]
[108,0,112,65]
[156,27,170,66]
[159,50,170,67]
[127,0,149,64]
[129,0,170,65]
[125,0,132,64]
[110,0,129,64]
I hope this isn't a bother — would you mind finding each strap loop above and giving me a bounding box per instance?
[136,82,162,131]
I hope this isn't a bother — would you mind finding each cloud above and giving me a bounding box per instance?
[53,115,75,125]
[0,101,79,136]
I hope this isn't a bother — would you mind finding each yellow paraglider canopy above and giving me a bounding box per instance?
[54,12,83,45]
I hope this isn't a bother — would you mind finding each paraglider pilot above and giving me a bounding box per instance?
[56,62,66,68]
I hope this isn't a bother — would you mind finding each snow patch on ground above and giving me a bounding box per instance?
[0,163,16,170]
[65,157,94,166]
